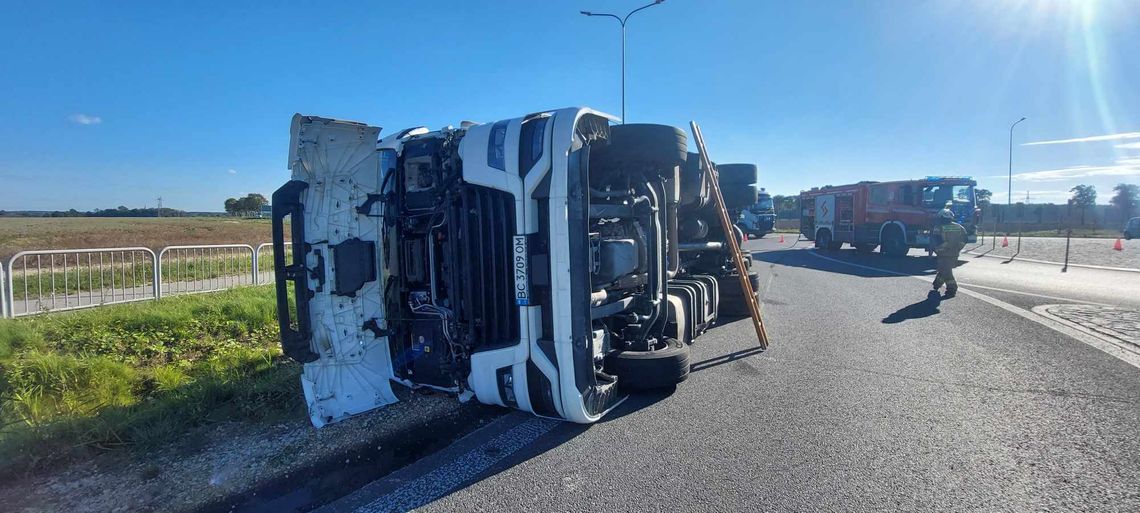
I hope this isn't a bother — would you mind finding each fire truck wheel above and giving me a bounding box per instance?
[606,338,690,391]
[815,229,833,250]
[881,232,909,257]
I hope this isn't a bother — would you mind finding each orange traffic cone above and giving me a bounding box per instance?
[1001,236,1009,248]
[779,234,785,243]
[1114,238,1124,251]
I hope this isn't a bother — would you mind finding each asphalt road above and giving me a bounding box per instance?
[323,237,1140,513]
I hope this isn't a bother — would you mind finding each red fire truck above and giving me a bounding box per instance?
[799,177,979,256]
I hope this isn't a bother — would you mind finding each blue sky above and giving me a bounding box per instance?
[1,0,1138,211]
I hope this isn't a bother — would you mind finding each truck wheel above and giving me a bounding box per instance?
[881,230,908,257]
[717,270,761,318]
[604,124,688,169]
[715,164,760,210]
[606,338,690,391]
[815,229,833,250]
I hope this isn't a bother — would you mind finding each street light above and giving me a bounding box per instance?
[580,0,665,123]
[1007,116,1027,207]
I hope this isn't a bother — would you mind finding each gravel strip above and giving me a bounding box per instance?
[965,236,1139,269]
[0,390,503,513]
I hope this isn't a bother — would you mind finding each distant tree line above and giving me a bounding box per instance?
[977,182,1138,229]
[224,193,269,217]
[0,206,186,218]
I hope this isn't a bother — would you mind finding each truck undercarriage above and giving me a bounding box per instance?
[273,108,759,426]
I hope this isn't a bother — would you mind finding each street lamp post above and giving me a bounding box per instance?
[1007,117,1026,207]
[580,0,665,123]
[1007,116,1026,237]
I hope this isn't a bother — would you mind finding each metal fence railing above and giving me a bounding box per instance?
[1,266,8,319]
[4,247,159,317]
[254,242,274,286]
[158,244,257,297]
[2,243,276,318]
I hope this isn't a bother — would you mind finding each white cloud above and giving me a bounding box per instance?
[1116,142,1140,150]
[68,113,102,125]
[227,169,238,175]
[1011,162,1140,182]
[1023,131,1140,146]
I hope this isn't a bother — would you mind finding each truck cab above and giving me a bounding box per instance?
[738,189,776,238]
[271,108,758,426]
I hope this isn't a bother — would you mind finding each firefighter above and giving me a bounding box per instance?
[932,207,966,297]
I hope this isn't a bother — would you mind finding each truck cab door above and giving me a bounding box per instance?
[273,114,399,427]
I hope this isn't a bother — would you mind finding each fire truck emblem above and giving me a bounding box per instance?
[820,203,829,218]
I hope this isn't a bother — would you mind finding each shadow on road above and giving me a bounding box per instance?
[882,290,942,324]
[690,346,765,374]
[752,247,940,277]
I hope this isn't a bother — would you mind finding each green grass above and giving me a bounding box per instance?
[0,285,303,476]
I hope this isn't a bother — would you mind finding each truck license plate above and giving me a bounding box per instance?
[513,236,530,306]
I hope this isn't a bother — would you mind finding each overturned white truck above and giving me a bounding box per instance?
[272,107,759,427]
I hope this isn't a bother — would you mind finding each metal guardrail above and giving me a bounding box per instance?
[158,244,257,297]
[4,247,159,317]
[1,243,277,318]
[1,266,8,318]
[254,242,274,286]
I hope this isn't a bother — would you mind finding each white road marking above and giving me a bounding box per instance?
[951,283,1113,307]
[356,416,558,513]
[806,250,1140,370]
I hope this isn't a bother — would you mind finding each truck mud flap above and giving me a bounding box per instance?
[272,179,319,363]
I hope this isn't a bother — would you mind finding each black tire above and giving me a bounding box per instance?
[715,163,759,210]
[679,152,710,209]
[880,228,908,257]
[815,229,832,250]
[604,124,688,169]
[1126,231,1133,240]
[605,338,690,391]
[717,270,761,318]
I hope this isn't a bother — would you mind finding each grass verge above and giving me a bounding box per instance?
[0,285,303,477]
